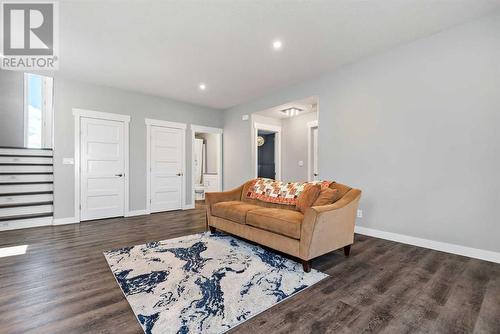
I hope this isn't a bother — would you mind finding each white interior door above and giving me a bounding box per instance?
[312,126,319,181]
[80,117,125,221]
[150,126,183,212]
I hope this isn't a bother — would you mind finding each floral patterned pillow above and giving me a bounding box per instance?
[246,178,331,205]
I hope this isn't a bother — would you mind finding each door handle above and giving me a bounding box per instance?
[314,173,319,176]
[115,174,123,177]
[176,172,183,176]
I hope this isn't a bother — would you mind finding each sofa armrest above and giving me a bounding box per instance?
[299,189,361,260]
[205,185,244,217]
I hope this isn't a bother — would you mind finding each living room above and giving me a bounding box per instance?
[1,1,500,333]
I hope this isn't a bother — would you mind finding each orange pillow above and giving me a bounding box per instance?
[313,188,340,206]
[296,184,321,213]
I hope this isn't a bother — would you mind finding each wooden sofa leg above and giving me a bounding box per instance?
[301,260,311,273]
[209,226,216,233]
[344,244,352,257]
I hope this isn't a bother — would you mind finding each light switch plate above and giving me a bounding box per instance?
[242,114,249,121]
[298,160,304,167]
[63,158,74,165]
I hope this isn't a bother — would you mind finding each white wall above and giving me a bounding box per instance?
[0,70,24,147]
[223,14,500,253]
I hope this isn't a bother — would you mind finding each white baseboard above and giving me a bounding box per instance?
[0,217,53,231]
[183,204,195,210]
[125,210,149,217]
[52,217,78,226]
[355,225,500,264]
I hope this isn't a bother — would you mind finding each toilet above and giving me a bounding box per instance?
[194,184,206,200]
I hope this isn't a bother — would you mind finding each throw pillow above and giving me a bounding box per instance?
[313,188,340,206]
[296,184,321,213]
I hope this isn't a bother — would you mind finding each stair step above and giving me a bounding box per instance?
[0,204,53,217]
[0,172,53,174]
[0,191,53,197]
[0,163,53,166]
[0,174,53,183]
[0,201,53,209]
[0,146,52,150]
[0,193,53,205]
[0,183,53,193]
[0,212,52,222]
[0,156,53,164]
[0,154,54,158]
[0,181,53,185]
[0,165,53,173]
[0,148,52,157]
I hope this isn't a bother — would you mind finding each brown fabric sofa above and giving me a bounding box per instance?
[205,180,362,272]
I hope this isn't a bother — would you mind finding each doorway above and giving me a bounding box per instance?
[252,96,318,182]
[191,125,223,203]
[253,122,281,180]
[307,120,319,181]
[257,130,276,179]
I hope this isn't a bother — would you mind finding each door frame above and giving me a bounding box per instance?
[307,120,319,181]
[253,122,281,180]
[190,125,223,205]
[145,118,187,213]
[73,108,131,223]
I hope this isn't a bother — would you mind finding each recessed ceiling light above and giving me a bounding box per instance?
[199,83,206,91]
[272,40,283,50]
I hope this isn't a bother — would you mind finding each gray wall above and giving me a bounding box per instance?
[282,111,318,182]
[52,76,223,218]
[1,72,223,220]
[223,14,500,253]
[0,70,24,147]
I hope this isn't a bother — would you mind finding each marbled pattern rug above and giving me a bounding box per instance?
[104,232,327,334]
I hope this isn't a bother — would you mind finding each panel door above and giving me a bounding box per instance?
[150,126,183,212]
[80,117,125,221]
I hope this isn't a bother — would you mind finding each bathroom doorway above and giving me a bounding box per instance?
[190,125,223,204]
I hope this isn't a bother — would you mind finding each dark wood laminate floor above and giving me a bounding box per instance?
[1,205,499,334]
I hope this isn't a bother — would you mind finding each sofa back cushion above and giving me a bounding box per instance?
[296,184,321,213]
[313,188,340,206]
[329,182,352,199]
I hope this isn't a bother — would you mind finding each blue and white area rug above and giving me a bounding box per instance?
[104,232,327,334]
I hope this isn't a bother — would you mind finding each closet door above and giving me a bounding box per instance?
[80,117,125,221]
[149,126,184,212]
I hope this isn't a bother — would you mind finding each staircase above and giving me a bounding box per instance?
[0,147,54,231]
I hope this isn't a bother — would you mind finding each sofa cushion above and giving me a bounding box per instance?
[296,184,321,213]
[246,208,304,239]
[313,188,340,206]
[212,201,262,224]
[329,182,352,199]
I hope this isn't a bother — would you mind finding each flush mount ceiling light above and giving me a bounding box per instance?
[272,40,283,50]
[199,83,206,91]
[281,107,304,117]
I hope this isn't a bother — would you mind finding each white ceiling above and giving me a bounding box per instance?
[57,0,500,109]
